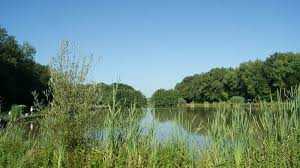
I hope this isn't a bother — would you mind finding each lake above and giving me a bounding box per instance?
[1,106,216,149]
[94,107,215,149]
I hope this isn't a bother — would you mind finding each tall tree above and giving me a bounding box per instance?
[175,52,300,103]
[263,53,300,97]
[96,83,147,108]
[0,27,50,109]
[151,89,181,107]
[237,60,271,101]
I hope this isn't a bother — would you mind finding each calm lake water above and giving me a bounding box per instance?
[1,107,216,148]
[95,107,215,148]
[140,108,214,146]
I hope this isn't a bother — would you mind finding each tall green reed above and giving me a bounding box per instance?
[201,87,300,167]
[0,40,299,167]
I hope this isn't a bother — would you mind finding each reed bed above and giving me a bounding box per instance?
[0,42,299,167]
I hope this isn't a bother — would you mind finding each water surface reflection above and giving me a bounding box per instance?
[95,107,214,150]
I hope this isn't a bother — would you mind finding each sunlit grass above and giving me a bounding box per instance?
[0,42,299,167]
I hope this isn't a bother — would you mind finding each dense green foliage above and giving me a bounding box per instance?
[200,90,300,167]
[229,96,245,104]
[0,44,197,167]
[0,27,50,110]
[0,27,147,111]
[151,89,181,107]
[8,105,26,122]
[96,82,147,108]
[0,43,299,166]
[175,53,300,103]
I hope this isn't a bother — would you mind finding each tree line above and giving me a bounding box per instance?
[150,89,182,107]
[0,27,147,111]
[2,26,299,109]
[0,27,50,110]
[152,52,300,107]
[95,82,147,108]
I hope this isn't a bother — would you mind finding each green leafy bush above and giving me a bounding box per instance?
[0,40,300,167]
[177,97,187,106]
[0,27,50,110]
[229,96,245,104]
[175,52,300,103]
[9,105,26,122]
[98,83,147,108]
[151,89,181,107]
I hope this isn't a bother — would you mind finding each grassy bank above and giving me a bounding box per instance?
[1,95,299,167]
[200,95,300,167]
[182,101,287,111]
[0,43,299,167]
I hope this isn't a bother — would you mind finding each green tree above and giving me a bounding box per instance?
[151,89,181,107]
[175,75,198,103]
[0,27,50,109]
[96,83,147,108]
[176,68,233,103]
[263,52,300,99]
[175,52,300,103]
[229,96,245,104]
[237,60,271,101]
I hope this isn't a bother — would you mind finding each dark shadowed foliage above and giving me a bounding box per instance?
[0,27,50,110]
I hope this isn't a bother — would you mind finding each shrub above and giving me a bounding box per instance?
[9,105,26,122]
[178,98,187,106]
[98,83,147,108]
[229,96,245,104]
[151,89,181,107]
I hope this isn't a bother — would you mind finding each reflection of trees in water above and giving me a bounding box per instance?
[153,107,214,134]
[92,108,145,125]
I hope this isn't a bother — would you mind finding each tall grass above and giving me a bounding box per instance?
[200,88,300,167]
[0,41,299,167]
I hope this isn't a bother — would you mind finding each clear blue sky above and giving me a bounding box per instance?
[1,0,300,97]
